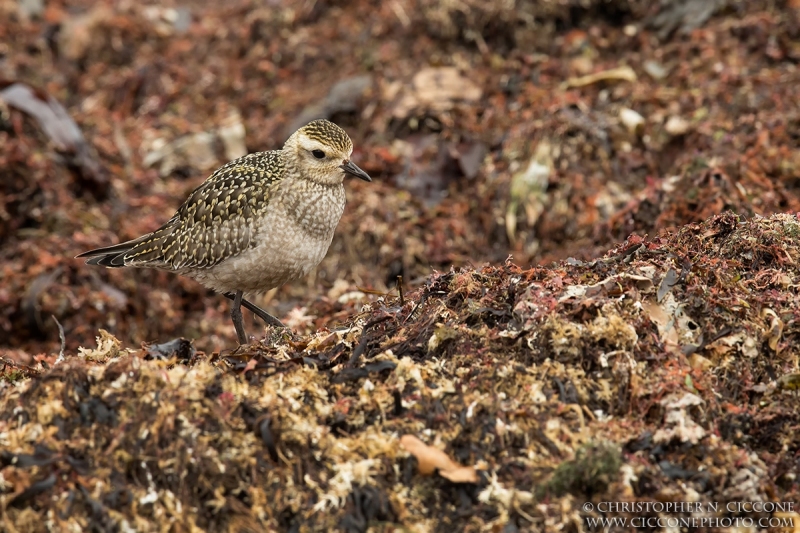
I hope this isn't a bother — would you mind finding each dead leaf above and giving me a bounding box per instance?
[688,353,713,371]
[641,298,679,345]
[0,82,108,196]
[760,308,783,352]
[776,373,800,391]
[652,392,706,445]
[77,329,126,361]
[243,358,258,373]
[657,267,679,302]
[706,331,759,358]
[400,435,479,483]
[562,65,637,89]
[439,466,481,483]
[558,273,653,302]
[390,67,482,119]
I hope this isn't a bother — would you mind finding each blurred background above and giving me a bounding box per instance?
[1,0,798,357]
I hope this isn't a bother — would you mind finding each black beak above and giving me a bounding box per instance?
[340,160,372,182]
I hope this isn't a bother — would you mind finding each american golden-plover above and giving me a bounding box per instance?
[77,119,371,344]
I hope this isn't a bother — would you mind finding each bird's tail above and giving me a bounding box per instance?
[77,225,176,268]
[75,235,150,267]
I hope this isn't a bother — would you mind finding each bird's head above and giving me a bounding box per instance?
[284,119,371,185]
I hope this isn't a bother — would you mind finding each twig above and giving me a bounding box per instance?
[346,314,393,367]
[396,275,405,306]
[346,333,370,368]
[52,315,66,364]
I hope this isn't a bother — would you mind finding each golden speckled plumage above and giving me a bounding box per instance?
[300,119,353,153]
[112,151,284,270]
[77,119,371,344]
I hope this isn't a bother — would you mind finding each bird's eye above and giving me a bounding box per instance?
[312,149,325,159]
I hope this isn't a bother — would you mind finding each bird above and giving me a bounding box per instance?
[77,119,372,344]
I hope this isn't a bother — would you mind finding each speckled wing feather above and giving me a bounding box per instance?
[79,151,285,270]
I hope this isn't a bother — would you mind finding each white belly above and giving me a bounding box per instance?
[186,182,345,296]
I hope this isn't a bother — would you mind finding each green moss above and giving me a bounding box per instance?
[536,441,622,499]
[0,369,26,383]
[687,157,709,174]
[781,220,800,239]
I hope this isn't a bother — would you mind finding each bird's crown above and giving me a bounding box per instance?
[294,119,353,154]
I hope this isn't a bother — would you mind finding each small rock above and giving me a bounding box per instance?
[143,132,218,176]
[619,107,645,135]
[142,6,192,36]
[665,116,690,136]
[58,5,113,62]
[451,141,487,180]
[286,75,373,137]
[18,0,45,20]
[218,109,247,161]
[643,60,669,80]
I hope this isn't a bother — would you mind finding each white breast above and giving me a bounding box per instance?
[188,181,346,296]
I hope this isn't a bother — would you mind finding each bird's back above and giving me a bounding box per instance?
[79,150,286,270]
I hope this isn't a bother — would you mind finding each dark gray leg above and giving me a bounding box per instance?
[223,292,285,328]
[231,290,248,344]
